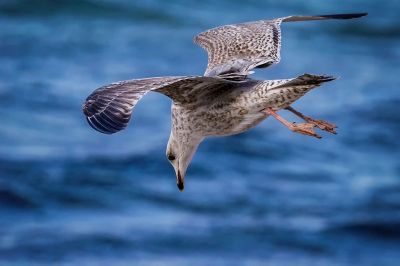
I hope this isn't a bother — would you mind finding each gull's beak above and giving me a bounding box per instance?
[177,170,184,192]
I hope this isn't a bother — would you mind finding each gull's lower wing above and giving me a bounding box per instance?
[194,13,367,78]
[82,76,240,134]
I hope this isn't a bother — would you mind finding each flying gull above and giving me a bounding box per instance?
[83,13,367,191]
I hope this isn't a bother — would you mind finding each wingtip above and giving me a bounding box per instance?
[319,13,368,20]
[283,13,368,22]
[86,117,111,134]
[356,12,368,17]
[83,100,125,135]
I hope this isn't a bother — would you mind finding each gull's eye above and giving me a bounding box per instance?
[167,154,176,161]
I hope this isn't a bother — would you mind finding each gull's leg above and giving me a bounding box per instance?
[264,108,321,139]
[285,106,337,134]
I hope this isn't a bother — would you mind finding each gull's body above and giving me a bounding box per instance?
[171,76,332,138]
[83,13,366,191]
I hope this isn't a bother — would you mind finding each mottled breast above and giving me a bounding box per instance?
[172,97,267,137]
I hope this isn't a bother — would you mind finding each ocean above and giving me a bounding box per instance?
[0,0,399,265]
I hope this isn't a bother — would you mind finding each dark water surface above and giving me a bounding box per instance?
[1,0,400,265]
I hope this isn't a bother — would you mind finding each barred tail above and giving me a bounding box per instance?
[274,74,336,89]
[264,74,336,109]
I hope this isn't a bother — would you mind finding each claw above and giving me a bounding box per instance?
[290,122,322,139]
[285,106,338,135]
[264,108,322,139]
[306,118,337,134]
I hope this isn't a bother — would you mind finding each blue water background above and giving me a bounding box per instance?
[0,0,400,265]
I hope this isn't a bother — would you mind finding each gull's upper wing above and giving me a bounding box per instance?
[82,76,241,134]
[194,13,367,78]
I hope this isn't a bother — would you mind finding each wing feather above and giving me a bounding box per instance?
[194,13,367,78]
[82,76,240,134]
[195,19,283,78]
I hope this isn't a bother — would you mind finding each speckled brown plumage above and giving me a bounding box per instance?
[82,13,367,191]
[194,19,283,78]
[194,13,366,78]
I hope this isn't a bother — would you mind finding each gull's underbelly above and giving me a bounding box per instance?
[173,84,310,137]
[181,107,268,137]
[216,111,268,136]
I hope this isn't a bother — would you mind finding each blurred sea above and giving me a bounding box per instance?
[1,0,400,265]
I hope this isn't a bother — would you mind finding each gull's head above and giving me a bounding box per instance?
[166,132,203,192]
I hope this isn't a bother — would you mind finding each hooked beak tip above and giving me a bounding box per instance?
[177,182,184,192]
[177,171,184,192]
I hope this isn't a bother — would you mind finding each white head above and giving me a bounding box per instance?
[166,131,203,191]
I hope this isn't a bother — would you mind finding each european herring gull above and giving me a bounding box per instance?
[83,13,367,191]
